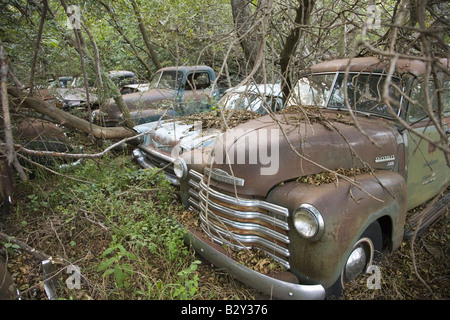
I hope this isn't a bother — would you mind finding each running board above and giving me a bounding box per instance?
[404,193,449,240]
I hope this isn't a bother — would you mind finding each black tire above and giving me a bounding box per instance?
[326,221,382,299]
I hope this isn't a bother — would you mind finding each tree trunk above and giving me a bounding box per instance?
[130,0,161,71]
[231,0,266,80]
[99,0,154,78]
[60,0,135,130]
[1,40,28,181]
[8,87,134,140]
[280,0,315,100]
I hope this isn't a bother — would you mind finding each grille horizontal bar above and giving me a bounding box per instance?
[187,170,291,268]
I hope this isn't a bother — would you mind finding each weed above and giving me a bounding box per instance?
[98,243,137,289]
[173,260,201,299]
[20,156,197,299]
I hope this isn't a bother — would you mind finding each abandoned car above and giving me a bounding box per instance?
[94,65,220,126]
[132,83,283,185]
[163,57,449,300]
[40,70,137,110]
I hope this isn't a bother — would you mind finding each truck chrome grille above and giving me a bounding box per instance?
[187,170,291,268]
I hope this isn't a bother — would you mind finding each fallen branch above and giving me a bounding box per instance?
[7,87,134,140]
[8,128,152,160]
[0,232,50,261]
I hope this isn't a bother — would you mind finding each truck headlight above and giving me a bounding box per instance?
[293,204,324,241]
[173,158,187,180]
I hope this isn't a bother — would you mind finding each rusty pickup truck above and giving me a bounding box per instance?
[94,65,220,126]
[166,57,449,300]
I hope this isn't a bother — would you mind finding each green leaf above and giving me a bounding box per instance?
[103,269,115,277]
[97,257,116,272]
[114,267,125,287]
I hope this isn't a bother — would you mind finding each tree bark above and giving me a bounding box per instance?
[231,0,265,79]
[130,0,161,71]
[8,87,134,140]
[1,45,14,164]
[28,0,47,96]
[280,0,315,101]
[1,40,28,181]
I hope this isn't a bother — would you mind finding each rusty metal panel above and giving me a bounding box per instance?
[208,111,399,198]
[266,170,407,287]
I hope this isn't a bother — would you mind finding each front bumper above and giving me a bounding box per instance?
[184,227,326,300]
[132,148,179,185]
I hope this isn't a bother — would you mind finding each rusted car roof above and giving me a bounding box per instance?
[309,57,449,76]
[157,65,214,73]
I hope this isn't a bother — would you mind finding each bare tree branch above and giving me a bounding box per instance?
[28,0,48,96]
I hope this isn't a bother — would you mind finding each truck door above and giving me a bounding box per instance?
[182,71,213,114]
[404,78,450,210]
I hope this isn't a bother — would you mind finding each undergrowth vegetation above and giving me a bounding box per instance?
[3,155,203,300]
[1,154,448,300]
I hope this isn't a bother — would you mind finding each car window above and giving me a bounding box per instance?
[407,79,449,123]
[150,71,183,89]
[328,73,402,118]
[288,74,336,107]
[186,72,211,90]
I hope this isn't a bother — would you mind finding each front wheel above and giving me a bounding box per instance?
[326,221,382,299]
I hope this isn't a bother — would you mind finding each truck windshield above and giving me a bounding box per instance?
[288,74,335,107]
[327,73,402,118]
[149,70,183,90]
[221,92,277,113]
[289,72,402,118]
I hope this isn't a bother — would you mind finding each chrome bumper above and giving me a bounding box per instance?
[184,228,326,300]
[132,148,179,186]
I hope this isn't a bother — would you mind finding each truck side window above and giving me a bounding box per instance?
[407,79,449,122]
[186,72,211,90]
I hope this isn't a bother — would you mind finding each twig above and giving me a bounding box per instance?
[0,231,49,261]
[16,153,90,184]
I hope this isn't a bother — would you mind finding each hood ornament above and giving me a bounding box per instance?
[205,168,245,186]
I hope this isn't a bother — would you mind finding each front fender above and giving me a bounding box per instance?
[266,170,407,288]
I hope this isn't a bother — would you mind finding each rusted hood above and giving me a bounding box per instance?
[206,109,400,197]
[103,88,178,122]
[135,119,221,156]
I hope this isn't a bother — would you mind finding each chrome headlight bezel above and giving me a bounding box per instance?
[293,204,325,241]
[173,157,188,180]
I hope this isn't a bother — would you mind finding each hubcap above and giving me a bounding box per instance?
[344,237,373,281]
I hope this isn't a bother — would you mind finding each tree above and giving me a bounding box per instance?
[278,0,315,100]
[1,0,448,179]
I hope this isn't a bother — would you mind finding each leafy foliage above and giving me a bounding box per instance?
[8,156,202,299]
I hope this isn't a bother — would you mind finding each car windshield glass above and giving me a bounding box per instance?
[220,92,266,112]
[149,70,183,89]
[327,73,402,118]
[288,74,336,107]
